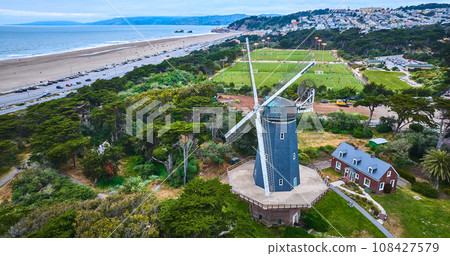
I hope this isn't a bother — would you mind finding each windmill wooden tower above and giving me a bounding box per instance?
[226,38,329,226]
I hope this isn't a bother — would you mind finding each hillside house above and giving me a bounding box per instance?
[331,142,398,193]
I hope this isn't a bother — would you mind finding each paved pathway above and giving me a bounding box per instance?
[0,168,24,188]
[330,185,394,238]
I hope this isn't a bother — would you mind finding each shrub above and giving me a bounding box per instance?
[284,227,315,238]
[319,145,336,155]
[301,147,318,159]
[409,123,424,133]
[364,187,375,194]
[353,127,373,139]
[396,169,416,184]
[302,211,330,232]
[298,153,311,164]
[412,182,438,198]
[376,123,392,133]
[383,183,392,194]
[327,111,361,133]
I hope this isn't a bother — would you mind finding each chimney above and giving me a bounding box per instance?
[371,152,375,158]
[354,146,359,150]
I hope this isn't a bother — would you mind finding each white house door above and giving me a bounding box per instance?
[344,168,350,177]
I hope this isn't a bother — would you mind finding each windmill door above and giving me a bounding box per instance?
[293,177,297,187]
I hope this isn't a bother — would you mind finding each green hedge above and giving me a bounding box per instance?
[396,169,416,184]
[412,182,438,198]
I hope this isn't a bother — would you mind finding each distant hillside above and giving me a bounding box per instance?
[87,14,249,25]
[228,9,330,30]
[399,3,450,10]
[15,21,83,26]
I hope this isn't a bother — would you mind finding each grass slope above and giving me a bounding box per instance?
[362,70,410,90]
[372,186,450,238]
[308,191,386,237]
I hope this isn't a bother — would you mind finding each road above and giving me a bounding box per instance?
[0,168,24,189]
[330,185,394,238]
[0,36,235,114]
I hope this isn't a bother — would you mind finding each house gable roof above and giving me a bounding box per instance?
[332,142,394,181]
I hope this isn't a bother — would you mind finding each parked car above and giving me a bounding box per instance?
[66,84,71,87]
[75,81,82,85]
[321,99,328,103]
[39,92,51,98]
[56,85,63,89]
[85,79,92,82]
[28,86,38,90]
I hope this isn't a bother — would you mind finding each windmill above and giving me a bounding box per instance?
[225,38,315,196]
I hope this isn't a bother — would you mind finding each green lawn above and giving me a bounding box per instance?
[362,70,410,90]
[372,186,450,238]
[214,62,364,90]
[306,191,386,237]
[250,49,339,62]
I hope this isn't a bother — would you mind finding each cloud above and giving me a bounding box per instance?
[0,8,97,17]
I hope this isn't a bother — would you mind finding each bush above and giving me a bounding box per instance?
[353,127,373,139]
[319,145,336,155]
[298,153,311,164]
[409,123,424,133]
[412,181,438,198]
[302,211,330,232]
[383,183,392,194]
[327,111,361,133]
[301,147,318,159]
[396,169,416,184]
[284,227,314,238]
[376,123,392,133]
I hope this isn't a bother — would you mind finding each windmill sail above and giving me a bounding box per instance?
[224,37,315,196]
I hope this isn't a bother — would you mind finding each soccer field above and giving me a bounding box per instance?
[362,70,410,90]
[249,49,339,62]
[213,62,364,90]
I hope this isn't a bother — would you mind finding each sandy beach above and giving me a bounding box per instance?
[0,32,239,91]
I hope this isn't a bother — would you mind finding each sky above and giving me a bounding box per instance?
[0,0,447,24]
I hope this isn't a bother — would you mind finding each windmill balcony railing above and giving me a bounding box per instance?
[226,156,255,172]
[231,187,330,211]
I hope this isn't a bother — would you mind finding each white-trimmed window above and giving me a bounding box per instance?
[379,182,385,191]
[368,167,373,174]
[387,171,391,177]
[280,133,285,140]
[293,153,296,160]
[390,180,395,188]
[353,159,358,165]
[339,151,343,157]
[355,173,359,180]
[335,161,341,170]
[364,177,371,187]
[279,179,283,186]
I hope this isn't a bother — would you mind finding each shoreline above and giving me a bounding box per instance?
[0,32,217,62]
[0,32,239,91]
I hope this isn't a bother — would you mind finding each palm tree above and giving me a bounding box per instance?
[420,149,450,190]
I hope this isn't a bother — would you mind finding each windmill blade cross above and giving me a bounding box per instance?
[255,110,271,196]
[261,61,315,108]
[246,37,259,109]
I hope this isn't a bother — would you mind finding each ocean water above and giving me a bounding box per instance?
[0,25,218,60]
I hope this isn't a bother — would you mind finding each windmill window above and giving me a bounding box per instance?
[280,133,285,140]
[265,154,268,160]
[279,179,283,186]
[293,153,296,160]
